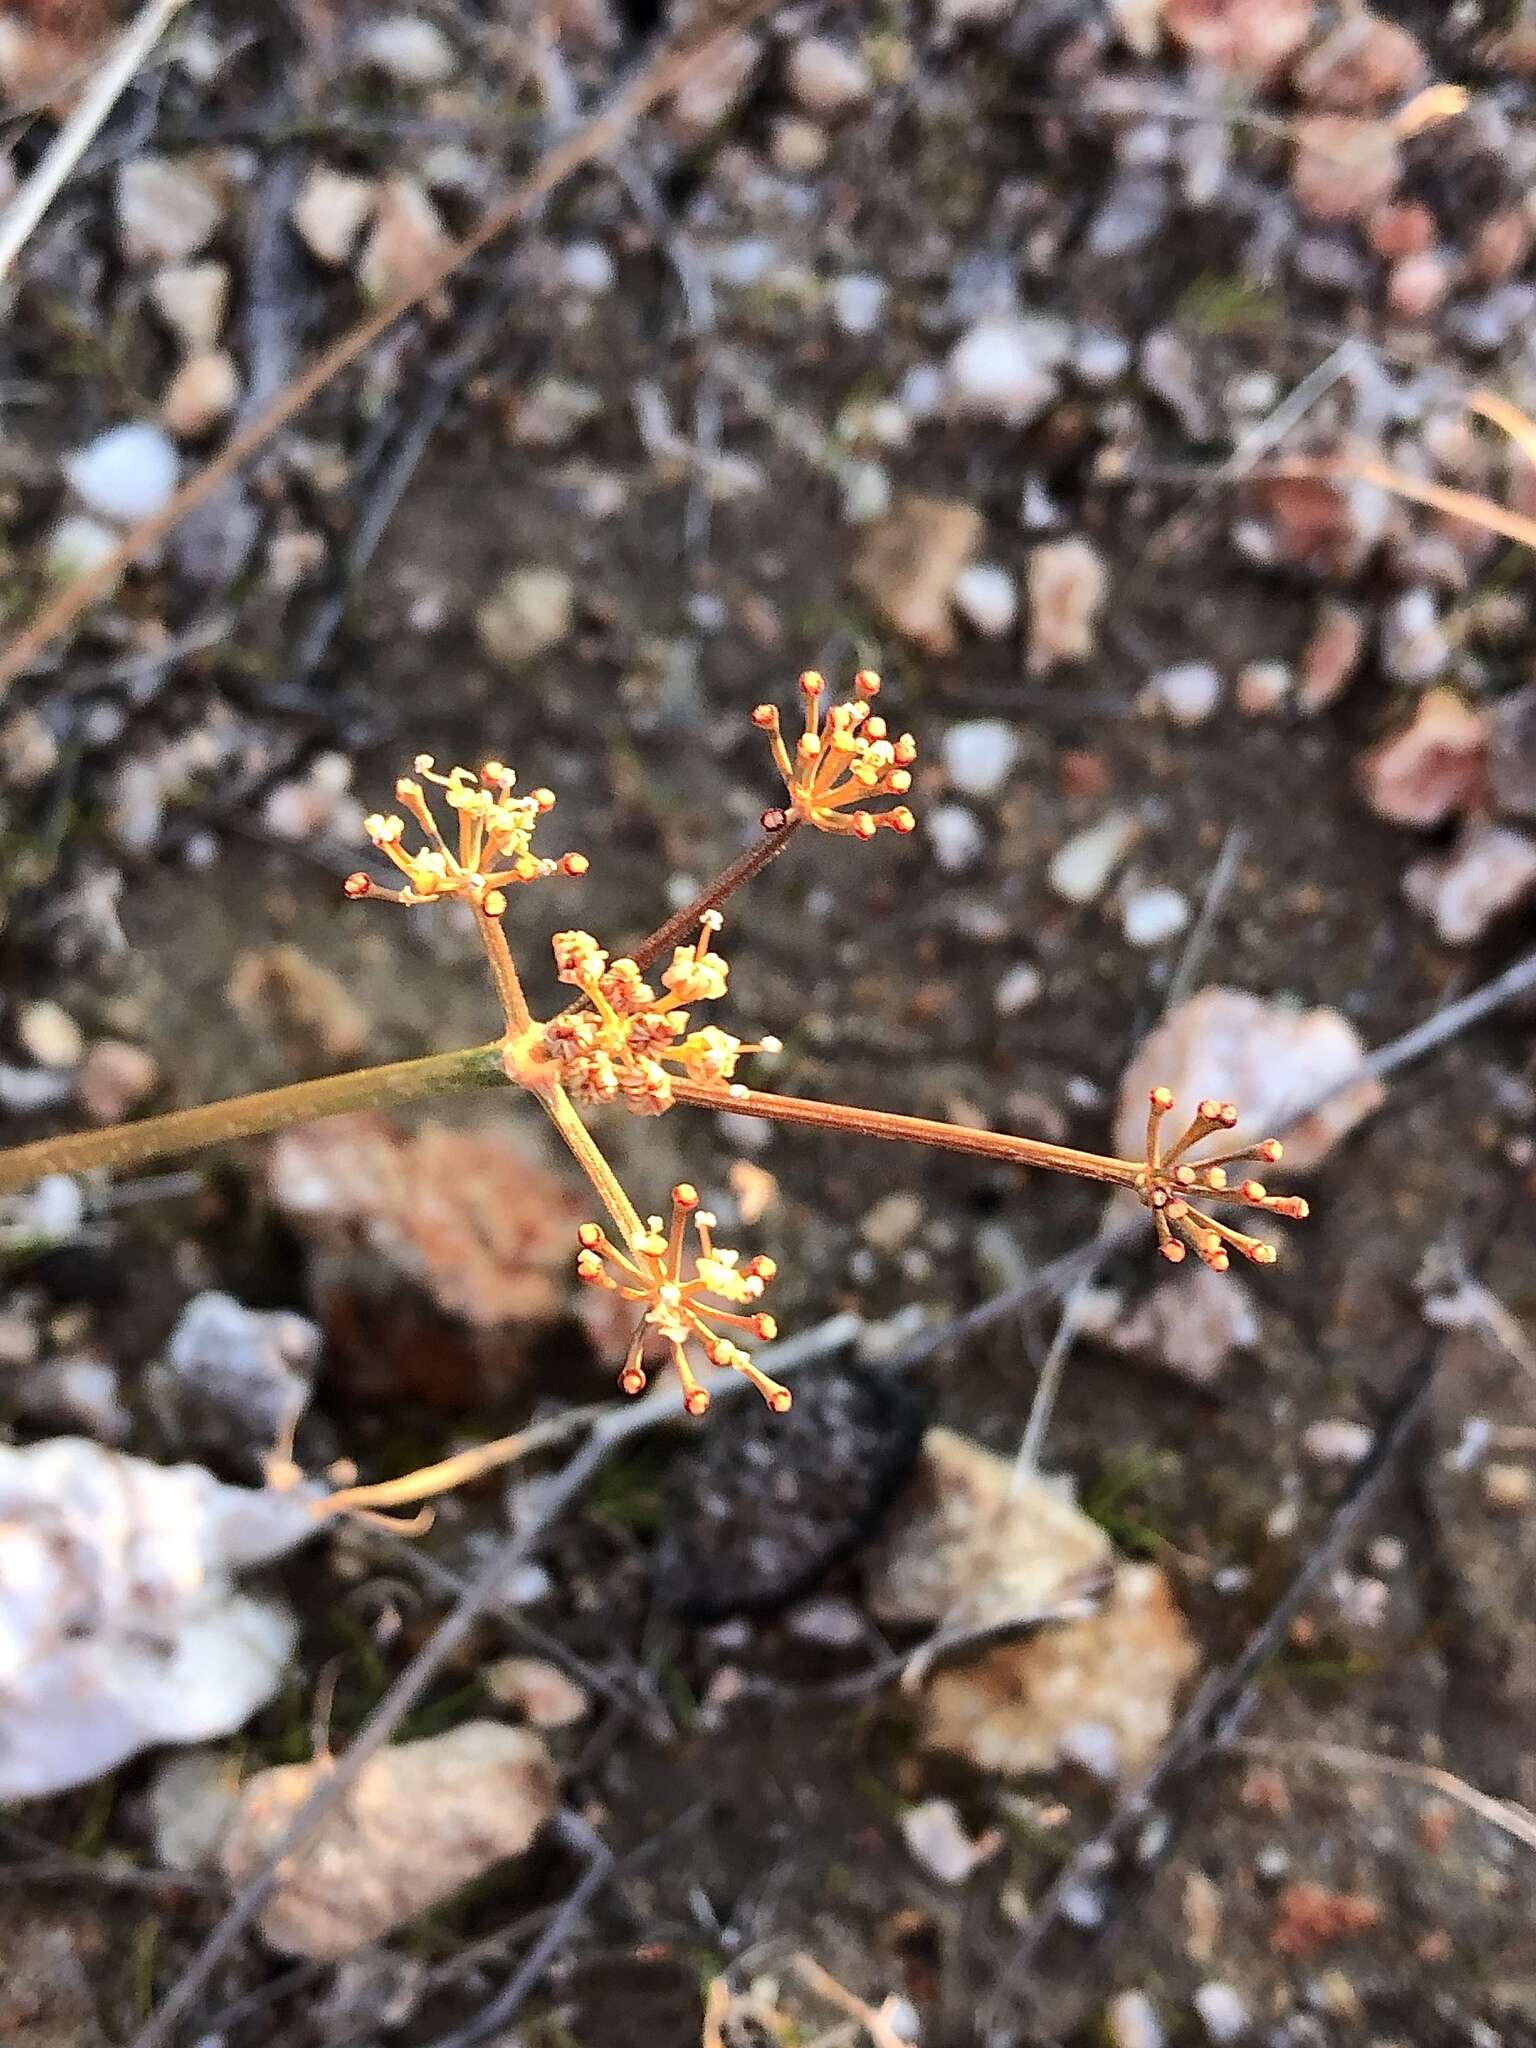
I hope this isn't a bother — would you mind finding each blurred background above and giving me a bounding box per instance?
[1,2,1534,2044]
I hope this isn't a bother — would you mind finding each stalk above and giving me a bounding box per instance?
[668,1078,1144,1191]
[0,1044,506,1197]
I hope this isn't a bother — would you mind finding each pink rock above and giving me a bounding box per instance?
[1164,0,1312,78]
[1404,819,1536,944]
[1296,600,1366,715]
[1293,13,1428,110]
[1358,691,1488,828]
[1115,987,1383,1174]
[1291,118,1402,225]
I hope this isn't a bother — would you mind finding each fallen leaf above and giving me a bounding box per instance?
[851,497,982,654]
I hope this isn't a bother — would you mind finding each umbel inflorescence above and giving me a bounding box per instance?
[0,667,1308,1524]
[342,670,1306,1422]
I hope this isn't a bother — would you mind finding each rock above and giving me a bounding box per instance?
[1164,0,1312,76]
[851,496,982,653]
[1291,117,1401,224]
[1106,1990,1166,2048]
[65,422,179,526]
[829,271,887,336]
[149,1748,241,1869]
[115,156,224,264]
[17,999,82,1069]
[354,15,458,85]
[952,561,1017,637]
[149,260,229,352]
[292,167,376,266]
[484,1657,591,1728]
[900,1798,1002,1884]
[1296,601,1366,715]
[1141,330,1217,443]
[267,1114,583,1409]
[917,1563,1198,1781]
[1293,12,1427,109]
[926,802,986,873]
[942,719,1020,799]
[2,1915,109,2048]
[358,175,449,300]
[1302,1418,1375,1465]
[1489,683,1536,819]
[667,33,760,140]
[1359,691,1488,827]
[1105,0,1164,57]
[864,1428,1113,1634]
[476,565,576,666]
[654,1366,926,1621]
[0,1438,310,1801]
[162,348,240,437]
[1085,1263,1258,1387]
[783,1594,867,1647]
[1237,660,1292,716]
[10,1357,129,1445]
[785,35,871,116]
[164,1291,320,1465]
[862,1189,924,1253]
[75,1038,154,1121]
[1139,662,1221,727]
[1269,1881,1381,1955]
[1115,987,1383,1173]
[1049,810,1140,904]
[220,1722,560,1959]
[995,961,1043,1014]
[1404,818,1536,944]
[1027,536,1109,672]
[1193,1981,1250,2043]
[771,115,828,173]
[563,240,615,295]
[1120,883,1190,949]
[227,944,369,1066]
[946,315,1068,425]
[1381,587,1450,685]
[1388,249,1452,322]
[0,707,59,787]
[1239,472,1390,580]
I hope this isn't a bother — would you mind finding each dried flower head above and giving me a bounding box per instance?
[344,757,587,915]
[1135,1087,1310,1271]
[534,911,780,1114]
[576,1182,788,1413]
[753,669,917,838]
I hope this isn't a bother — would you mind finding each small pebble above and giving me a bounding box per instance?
[1140,662,1221,727]
[116,156,223,264]
[951,562,1018,637]
[1193,1981,1250,2043]
[830,272,887,336]
[771,115,828,174]
[942,719,1019,799]
[1028,536,1108,670]
[995,962,1043,1015]
[783,1595,867,1647]
[862,1189,924,1252]
[476,566,575,666]
[1106,1989,1165,2048]
[78,1041,158,1123]
[1121,884,1190,949]
[1381,587,1450,684]
[926,802,986,872]
[162,349,240,437]
[1049,810,1139,904]
[562,241,615,294]
[149,261,229,352]
[786,36,872,116]
[354,16,458,85]
[66,423,179,526]
[1303,1418,1375,1466]
[291,168,376,266]
[483,1657,591,1728]
[1484,1463,1533,1510]
[1237,661,1291,716]
[947,315,1069,425]
[18,1000,83,1069]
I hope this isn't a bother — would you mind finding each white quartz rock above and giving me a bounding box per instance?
[0,1438,314,1801]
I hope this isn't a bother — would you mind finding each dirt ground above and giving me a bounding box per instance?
[2,2,1535,2045]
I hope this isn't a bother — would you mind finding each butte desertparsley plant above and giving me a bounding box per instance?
[0,670,1306,1522]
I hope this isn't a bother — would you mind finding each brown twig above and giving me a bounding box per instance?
[1223,1738,1536,1855]
[0,0,783,698]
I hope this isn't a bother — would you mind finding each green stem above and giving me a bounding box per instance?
[0,1043,507,1196]
[536,1080,648,1245]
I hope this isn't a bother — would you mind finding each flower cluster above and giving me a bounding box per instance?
[345,757,587,916]
[576,1182,788,1413]
[1135,1087,1309,1270]
[537,910,779,1114]
[753,668,917,838]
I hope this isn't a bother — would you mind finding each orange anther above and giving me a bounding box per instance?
[342,872,372,898]
[560,852,589,877]
[854,669,881,697]
[1150,1086,1174,1110]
